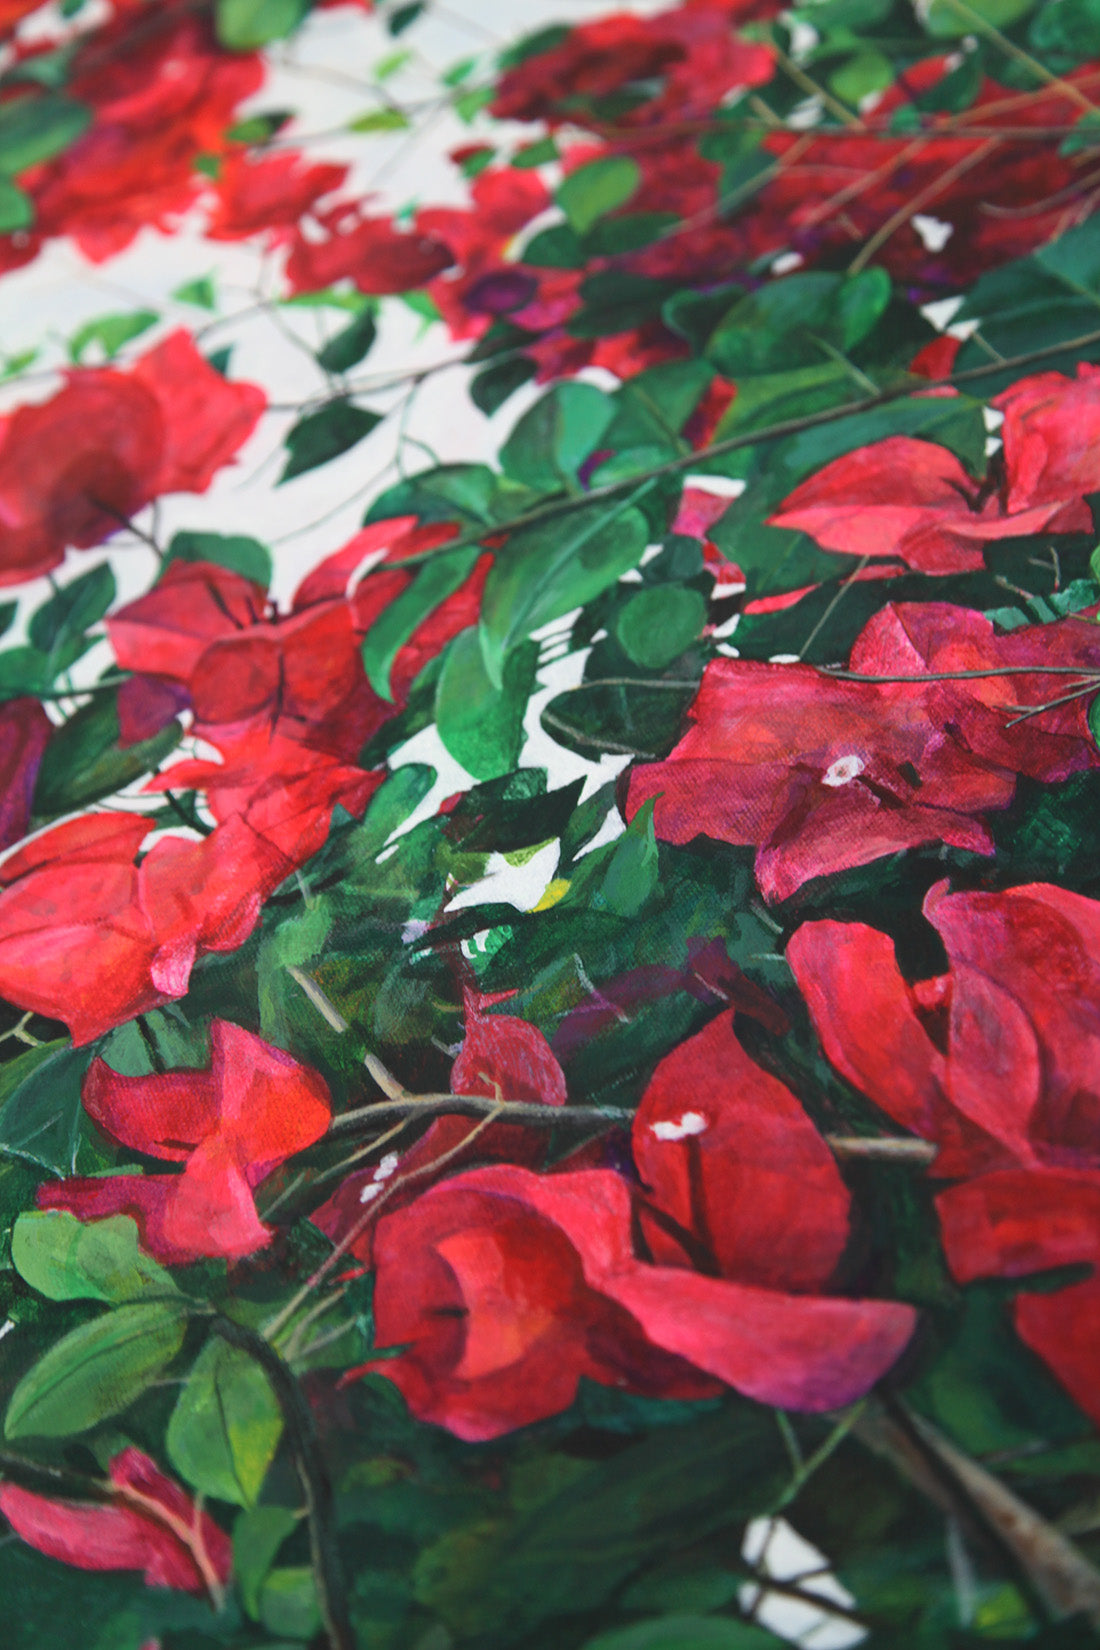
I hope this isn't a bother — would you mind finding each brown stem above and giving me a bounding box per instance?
[857,1397,1100,1628]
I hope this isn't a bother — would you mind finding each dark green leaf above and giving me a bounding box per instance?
[28,563,115,654]
[0,93,91,176]
[165,529,272,588]
[521,223,585,268]
[167,1336,283,1507]
[597,798,659,917]
[499,382,614,492]
[470,355,537,416]
[616,586,706,670]
[388,2,425,34]
[280,400,381,482]
[0,1043,92,1177]
[583,1619,782,1650]
[33,695,182,818]
[436,628,538,779]
[11,1212,179,1305]
[316,306,377,373]
[5,1300,187,1439]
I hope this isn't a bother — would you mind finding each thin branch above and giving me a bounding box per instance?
[351,324,1100,574]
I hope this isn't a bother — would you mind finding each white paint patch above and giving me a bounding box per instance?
[911,214,954,253]
[822,754,866,788]
[650,1111,708,1141]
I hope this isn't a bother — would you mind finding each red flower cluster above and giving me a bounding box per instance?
[492,1,777,128]
[3,9,263,269]
[0,330,265,585]
[0,804,316,1045]
[353,1014,914,1439]
[39,1020,331,1262]
[789,880,1100,1425]
[626,602,1100,901]
[772,366,1100,573]
[0,1447,232,1595]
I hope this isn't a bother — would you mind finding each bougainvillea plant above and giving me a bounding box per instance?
[3,0,1100,1645]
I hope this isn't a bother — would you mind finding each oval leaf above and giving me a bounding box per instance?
[11,1211,180,1306]
[167,1336,283,1508]
[5,1301,187,1440]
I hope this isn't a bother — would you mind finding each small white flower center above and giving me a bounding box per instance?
[822,754,866,788]
[650,1111,708,1141]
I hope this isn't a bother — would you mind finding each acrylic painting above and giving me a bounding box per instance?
[0,0,1099,1646]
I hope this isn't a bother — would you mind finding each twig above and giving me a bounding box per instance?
[857,1397,1100,1627]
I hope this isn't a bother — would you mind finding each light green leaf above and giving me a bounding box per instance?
[5,1301,187,1439]
[923,0,1035,36]
[479,501,648,686]
[215,0,310,50]
[598,798,659,918]
[167,1336,283,1508]
[349,107,411,133]
[11,1212,179,1305]
[172,275,217,310]
[436,628,538,779]
[360,548,479,701]
[68,310,158,364]
[235,1505,301,1620]
[557,156,640,235]
[0,178,32,233]
[259,1567,322,1640]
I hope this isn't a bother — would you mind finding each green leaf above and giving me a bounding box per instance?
[5,1301,187,1440]
[615,585,706,670]
[375,47,412,80]
[259,1567,321,1641]
[167,1336,283,1508]
[360,548,479,701]
[583,1620,782,1650]
[68,310,158,364]
[280,400,381,482]
[828,47,893,105]
[11,1212,180,1305]
[480,502,648,686]
[522,223,585,269]
[470,355,537,417]
[923,0,1036,36]
[234,1505,301,1620]
[33,694,182,818]
[388,2,424,34]
[0,93,91,176]
[215,0,310,49]
[705,270,890,378]
[1088,686,1100,750]
[165,529,272,588]
[28,563,115,654]
[597,798,659,918]
[172,275,216,310]
[0,1043,92,1176]
[557,156,640,235]
[499,382,614,492]
[316,306,377,373]
[358,762,437,853]
[349,106,411,134]
[436,629,538,780]
[0,178,32,233]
